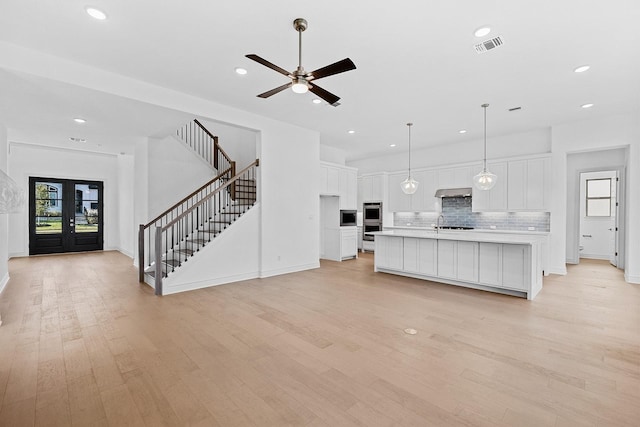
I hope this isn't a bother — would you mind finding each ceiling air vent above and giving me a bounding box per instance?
[474,36,504,54]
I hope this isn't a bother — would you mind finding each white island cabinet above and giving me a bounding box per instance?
[373,230,544,300]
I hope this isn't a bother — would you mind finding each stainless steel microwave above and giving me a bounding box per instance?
[340,210,357,226]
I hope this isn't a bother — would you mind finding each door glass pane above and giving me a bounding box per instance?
[35,182,63,234]
[587,179,610,197]
[75,184,99,233]
[587,199,611,217]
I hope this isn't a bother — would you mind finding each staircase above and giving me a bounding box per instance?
[139,119,259,295]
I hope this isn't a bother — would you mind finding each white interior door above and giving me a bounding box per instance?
[579,171,617,261]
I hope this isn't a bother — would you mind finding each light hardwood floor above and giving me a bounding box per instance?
[0,251,638,426]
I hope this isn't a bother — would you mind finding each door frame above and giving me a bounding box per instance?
[570,166,625,269]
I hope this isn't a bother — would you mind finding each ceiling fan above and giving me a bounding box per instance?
[246,18,356,106]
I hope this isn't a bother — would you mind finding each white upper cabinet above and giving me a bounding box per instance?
[387,169,437,212]
[387,172,412,212]
[472,161,508,212]
[436,166,474,189]
[340,168,358,210]
[320,162,357,210]
[319,163,340,195]
[411,169,438,212]
[358,173,385,209]
[507,156,551,211]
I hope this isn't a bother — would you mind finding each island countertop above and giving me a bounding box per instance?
[371,229,548,246]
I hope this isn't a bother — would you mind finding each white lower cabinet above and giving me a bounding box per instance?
[340,228,358,260]
[437,240,478,282]
[457,241,479,283]
[502,244,528,290]
[403,238,437,276]
[479,243,528,290]
[437,240,457,279]
[375,235,404,270]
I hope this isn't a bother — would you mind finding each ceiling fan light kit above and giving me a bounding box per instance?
[401,123,419,195]
[473,103,498,191]
[246,18,356,106]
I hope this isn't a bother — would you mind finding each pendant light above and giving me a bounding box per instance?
[400,123,419,194]
[473,103,497,190]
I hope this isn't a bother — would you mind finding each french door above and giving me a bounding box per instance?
[29,177,104,255]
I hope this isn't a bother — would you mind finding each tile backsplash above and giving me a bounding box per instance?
[393,197,550,231]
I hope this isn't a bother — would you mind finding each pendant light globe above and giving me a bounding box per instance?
[401,123,419,194]
[473,103,497,191]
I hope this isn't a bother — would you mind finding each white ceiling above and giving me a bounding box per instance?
[1,0,639,160]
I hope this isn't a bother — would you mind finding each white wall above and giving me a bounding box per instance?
[320,145,347,165]
[147,135,215,219]
[6,142,125,257]
[117,154,135,258]
[349,128,551,174]
[0,124,8,293]
[199,119,258,170]
[552,113,640,283]
[161,206,260,294]
[578,170,617,260]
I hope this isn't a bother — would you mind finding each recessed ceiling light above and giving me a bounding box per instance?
[390,144,397,147]
[581,103,594,109]
[574,65,590,73]
[73,118,86,124]
[312,99,322,104]
[348,130,355,134]
[234,67,247,75]
[85,7,107,20]
[459,130,467,134]
[474,26,491,38]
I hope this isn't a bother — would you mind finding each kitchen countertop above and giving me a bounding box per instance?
[371,229,547,245]
[384,225,549,236]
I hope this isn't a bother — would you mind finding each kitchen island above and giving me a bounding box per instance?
[372,229,546,300]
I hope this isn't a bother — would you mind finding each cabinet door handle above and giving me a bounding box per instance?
[582,234,592,238]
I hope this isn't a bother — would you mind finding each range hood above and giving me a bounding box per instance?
[434,187,473,198]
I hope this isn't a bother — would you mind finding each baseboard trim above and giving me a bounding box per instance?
[546,265,567,276]
[163,271,260,295]
[624,272,640,284]
[260,262,320,279]
[0,273,9,295]
[116,248,134,260]
[580,254,611,260]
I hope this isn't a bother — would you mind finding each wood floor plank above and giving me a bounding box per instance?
[0,252,638,426]
[0,397,36,427]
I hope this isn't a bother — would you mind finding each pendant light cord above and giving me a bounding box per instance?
[482,103,489,171]
[407,123,413,177]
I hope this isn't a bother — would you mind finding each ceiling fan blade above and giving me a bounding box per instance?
[307,58,356,81]
[246,54,292,77]
[257,82,292,98]
[309,83,340,106]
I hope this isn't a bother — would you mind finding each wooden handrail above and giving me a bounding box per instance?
[193,119,233,166]
[143,166,232,229]
[162,159,259,231]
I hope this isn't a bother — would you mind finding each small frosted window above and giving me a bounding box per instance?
[586,178,611,217]
[587,179,610,198]
[587,199,610,217]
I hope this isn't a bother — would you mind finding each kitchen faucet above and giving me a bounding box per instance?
[436,214,445,234]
